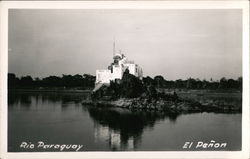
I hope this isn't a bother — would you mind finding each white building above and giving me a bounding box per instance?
[95,53,143,85]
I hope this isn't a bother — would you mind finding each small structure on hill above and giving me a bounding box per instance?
[94,42,143,92]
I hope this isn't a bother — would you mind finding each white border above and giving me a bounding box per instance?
[0,1,249,159]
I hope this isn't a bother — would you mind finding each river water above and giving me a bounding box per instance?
[8,92,241,152]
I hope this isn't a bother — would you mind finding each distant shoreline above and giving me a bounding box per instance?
[8,88,92,93]
[8,88,241,94]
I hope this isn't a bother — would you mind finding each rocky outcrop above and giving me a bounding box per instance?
[88,71,241,113]
[82,97,241,113]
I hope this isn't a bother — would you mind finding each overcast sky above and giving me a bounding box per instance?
[8,9,242,80]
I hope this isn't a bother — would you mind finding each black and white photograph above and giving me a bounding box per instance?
[0,1,249,159]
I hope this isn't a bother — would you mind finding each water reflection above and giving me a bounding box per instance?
[8,92,242,151]
[8,93,32,107]
[8,92,88,108]
[86,106,180,150]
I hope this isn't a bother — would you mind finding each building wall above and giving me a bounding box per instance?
[136,66,143,80]
[96,69,111,84]
[125,64,135,75]
[96,54,143,84]
[125,64,143,80]
[112,65,123,80]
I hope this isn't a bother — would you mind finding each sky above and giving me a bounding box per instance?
[8,9,242,80]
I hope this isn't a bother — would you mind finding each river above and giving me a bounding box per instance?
[8,92,241,152]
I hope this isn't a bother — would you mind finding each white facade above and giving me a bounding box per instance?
[96,70,112,84]
[96,53,143,84]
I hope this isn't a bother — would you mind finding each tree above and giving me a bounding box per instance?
[42,76,62,87]
[20,76,33,87]
[186,78,196,89]
[143,76,155,86]
[83,74,95,88]
[154,75,165,88]
[120,69,145,98]
[238,77,242,90]
[8,73,19,88]
[175,79,185,88]
[219,77,227,89]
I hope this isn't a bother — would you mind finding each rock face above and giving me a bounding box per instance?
[88,71,241,113]
[83,96,241,113]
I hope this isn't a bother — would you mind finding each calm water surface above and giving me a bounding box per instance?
[8,92,241,152]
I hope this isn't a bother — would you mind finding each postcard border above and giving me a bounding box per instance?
[0,1,249,159]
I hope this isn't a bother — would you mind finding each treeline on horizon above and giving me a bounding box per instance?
[8,73,242,90]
